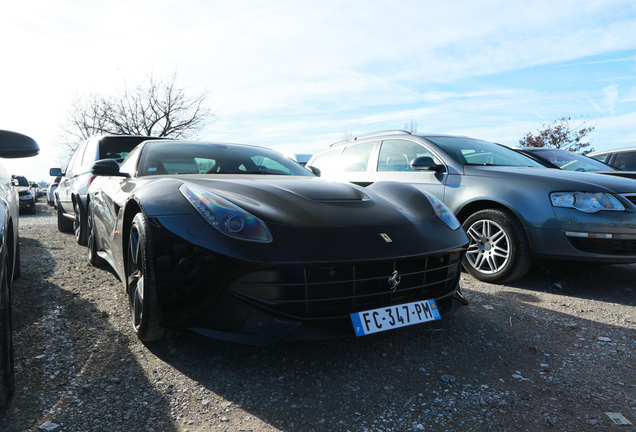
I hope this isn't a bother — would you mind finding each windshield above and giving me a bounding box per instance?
[137,141,315,177]
[528,149,616,172]
[427,137,544,167]
[15,176,29,187]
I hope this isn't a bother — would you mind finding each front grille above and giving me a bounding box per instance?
[229,251,463,319]
[621,193,636,209]
[568,237,636,255]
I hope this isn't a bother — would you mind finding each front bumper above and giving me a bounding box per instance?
[527,206,636,262]
[148,217,468,345]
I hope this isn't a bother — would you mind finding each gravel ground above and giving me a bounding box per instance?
[1,203,635,432]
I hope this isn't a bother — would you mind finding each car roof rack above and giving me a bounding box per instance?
[329,130,412,147]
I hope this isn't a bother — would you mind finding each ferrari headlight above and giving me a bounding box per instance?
[423,192,461,230]
[180,183,272,243]
[550,191,625,213]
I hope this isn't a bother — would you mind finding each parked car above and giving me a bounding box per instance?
[517,147,636,180]
[50,135,160,245]
[307,130,636,284]
[46,176,61,206]
[12,176,35,215]
[28,182,40,202]
[588,146,636,171]
[0,130,39,407]
[86,140,468,344]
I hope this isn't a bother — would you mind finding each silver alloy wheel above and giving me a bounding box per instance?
[464,218,511,275]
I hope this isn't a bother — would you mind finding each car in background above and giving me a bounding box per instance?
[50,135,160,245]
[47,175,61,207]
[588,146,636,171]
[0,130,39,407]
[307,130,636,284]
[12,176,35,215]
[292,153,312,166]
[517,147,636,180]
[29,182,40,202]
[87,140,468,344]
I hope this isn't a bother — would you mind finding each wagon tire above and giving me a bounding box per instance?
[461,208,531,284]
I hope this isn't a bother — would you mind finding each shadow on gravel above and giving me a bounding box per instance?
[507,260,636,306]
[1,224,179,431]
[145,273,636,431]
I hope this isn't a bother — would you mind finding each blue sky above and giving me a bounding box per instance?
[2,0,636,182]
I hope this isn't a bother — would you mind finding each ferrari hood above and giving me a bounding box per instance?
[181,176,431,227]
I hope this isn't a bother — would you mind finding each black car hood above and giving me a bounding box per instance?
[141,175,435,228]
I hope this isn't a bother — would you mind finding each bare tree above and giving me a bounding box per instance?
[519,116,596,154]
[62,72,214,151]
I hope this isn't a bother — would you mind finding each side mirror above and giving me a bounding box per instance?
[306,165,321,177]
[0,130,39,158]
[410,156,445,173]
[49,167,63,177]
[92,159,129,178]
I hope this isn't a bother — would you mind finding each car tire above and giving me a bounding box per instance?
[461,208,532,284]
[56,200,73,232]
[126,213,166,342]
[0,258,15,408]
[74,200,87,245]
[87,211,105,267]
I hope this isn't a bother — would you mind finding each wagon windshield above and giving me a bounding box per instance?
[428,137,544,167]
[137,141,314,177]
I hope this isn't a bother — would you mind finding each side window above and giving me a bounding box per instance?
[81,138,99,167]
[67,142,87,174]
[338,141,376,172]
[613,152,636,171]
[377,139,435,172]
[589,153,608,163]
[308,148,343,174]
[119,146,141,175]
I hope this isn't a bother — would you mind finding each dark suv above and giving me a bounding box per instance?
[50,135,160,245]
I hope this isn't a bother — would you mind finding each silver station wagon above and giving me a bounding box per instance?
[307,130,636,284]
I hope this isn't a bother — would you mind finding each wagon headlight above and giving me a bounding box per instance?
[180,183,272,243]
[550,192,625,213]
[423,192,461,230]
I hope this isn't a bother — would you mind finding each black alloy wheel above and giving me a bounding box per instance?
[462,208,532,284]
[74,200,87,245]
[126,213,166,342]
[0,258,14,407]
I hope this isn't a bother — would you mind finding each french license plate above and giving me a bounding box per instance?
[350,299,441,336]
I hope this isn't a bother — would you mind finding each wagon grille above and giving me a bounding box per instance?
[229,250,464,319]
[567,237,636,255]
[621,193,636,209]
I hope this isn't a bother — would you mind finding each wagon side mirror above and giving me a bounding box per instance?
[49,167,63,177]
[410,156,445,173]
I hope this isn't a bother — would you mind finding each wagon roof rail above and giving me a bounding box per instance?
[329,130,412,147]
